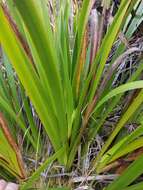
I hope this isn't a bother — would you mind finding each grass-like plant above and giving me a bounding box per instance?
[0,0,143,189]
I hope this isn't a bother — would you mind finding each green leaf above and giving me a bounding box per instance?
[93,81,143,113]
[123,182,143,190]
[105,154,143,190]
[0,113,26,180]
[96,126,143,171]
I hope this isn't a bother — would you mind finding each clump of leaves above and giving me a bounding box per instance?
[0,0,143,189]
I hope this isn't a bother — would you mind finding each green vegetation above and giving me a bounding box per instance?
[0,0,143,189]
